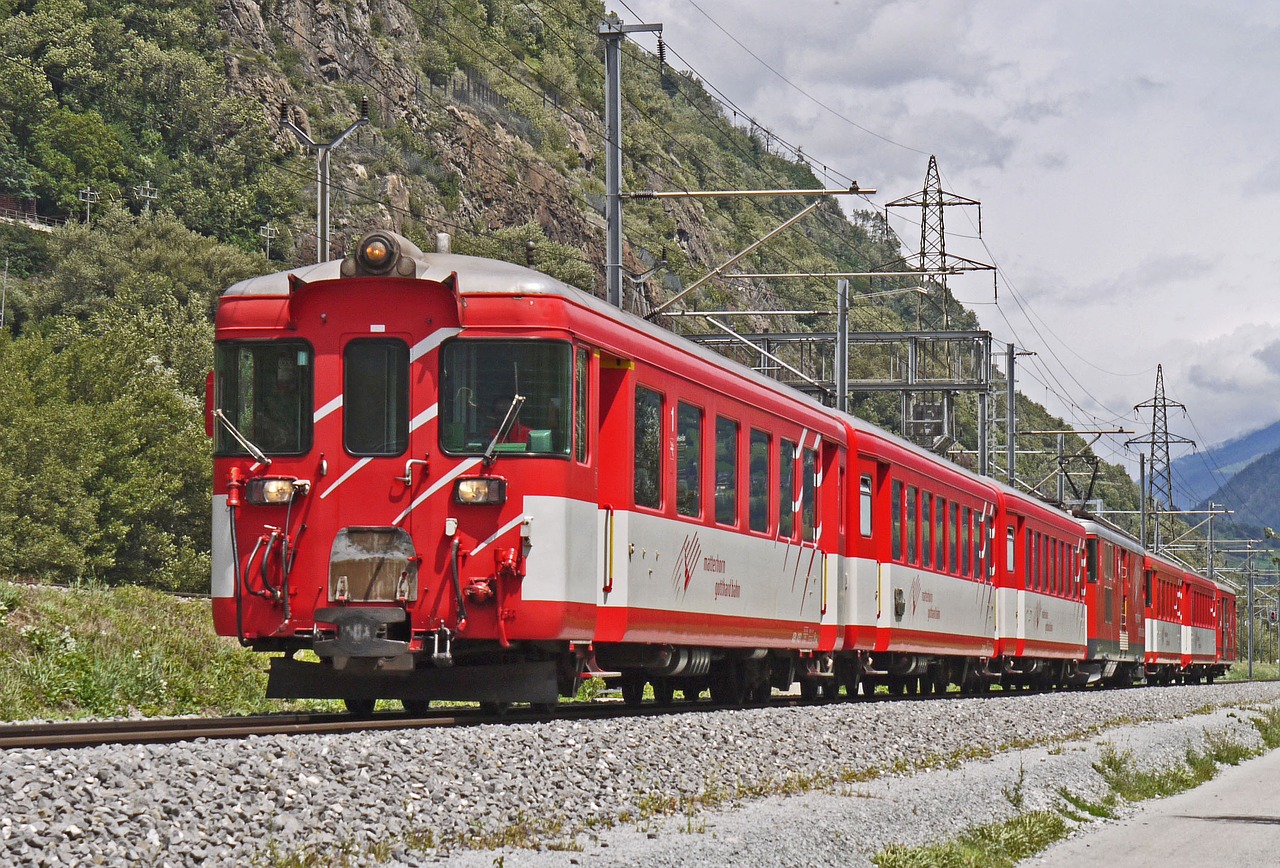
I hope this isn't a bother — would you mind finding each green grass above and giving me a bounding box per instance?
[0,581,308,720]
[871,811,1069,868]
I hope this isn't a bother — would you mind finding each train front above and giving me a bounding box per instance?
[209,231,582,712]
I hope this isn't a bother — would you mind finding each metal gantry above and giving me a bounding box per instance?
[281,97,369,264]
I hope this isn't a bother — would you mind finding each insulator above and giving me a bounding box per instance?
[657,36,666,71]
[360,95,369,121]
[279,101,289,123]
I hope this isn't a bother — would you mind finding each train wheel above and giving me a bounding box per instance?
[402,700,432,717]
[344,698,375,717]
[750,681,773,705]
[820,679,841,702]
[651,678,675,707]
[887,675,906,696]
[710,662,748,707]
[620,676,645,709]
[800,679,819,701]
[480,701,511,717]
[530,702,556,718]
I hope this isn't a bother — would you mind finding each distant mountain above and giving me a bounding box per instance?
[1199,446,1280,536]
[1171,417,1280,509]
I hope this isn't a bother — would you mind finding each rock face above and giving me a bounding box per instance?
[216,0,608,283]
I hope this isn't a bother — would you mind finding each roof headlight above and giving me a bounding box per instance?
[245,477,310,505]
[455,477,507,505]
[356,232,400,275]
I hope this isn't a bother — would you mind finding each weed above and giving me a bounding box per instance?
[1057,787,1117,820]
[1250,705,1280,748]
[1003,761,1027,810]
[870,811,1069,868]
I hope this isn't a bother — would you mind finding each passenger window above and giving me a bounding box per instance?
[749,430,770,533]
[935,497,946,568]
[948,502,958,574]
[575,348,589,463]
[633,386,663,509]
[801,448,817,542]
[1006,527,1015,574]
[891,480,902,561]
[344,339,408,456]
[859,475,873,538]
[921,492,933,569]
[961,506,971,576]
[677,402,702,517]
[780,439,796,538]
[906,485,918,563]
[715,417,739,526]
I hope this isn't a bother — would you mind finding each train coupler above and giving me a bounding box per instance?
[430,629,454,667]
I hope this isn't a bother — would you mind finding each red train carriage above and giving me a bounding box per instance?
[1215,582,1237,677]
[1142,553,1185,684]
[210,232,845,710]
[993,486,1088,686]
[844,424,1000,694]
[1078,519,1145,684]
[1180,570,1219,682]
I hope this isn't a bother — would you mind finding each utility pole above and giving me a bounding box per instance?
[599,14,662,308]
[1,257,8,330]
[133,180,158,213]
[78,186,99,225]
[1128,364,1194,553]
[281,97,369,264]
[259,223,278,259]
[836,279,848,413]
[1005,343,1016,485]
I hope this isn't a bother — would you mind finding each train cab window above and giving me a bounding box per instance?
[891,480,902,561]
[749,430,771,533]
[906,486,918,563]
[1086,539,1098,583]
[439,340,571,455]
[677,403,703,517]
[801,448,817,542]
[344,339,408,456]
[921,492,933,569]
[575,348,589,463]
[859,475,873,538]
[715,417,739,526]
[633,386,663,509]
[780,439,797,539]
[214,340,313,456]
[961,506,972,577]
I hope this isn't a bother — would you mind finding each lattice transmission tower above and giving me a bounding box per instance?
[1129,364,1194,551]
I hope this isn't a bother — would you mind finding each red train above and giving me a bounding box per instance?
[208,231,1235,712]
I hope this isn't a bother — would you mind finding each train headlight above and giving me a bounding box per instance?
[245,477,310,505]
[455,477,507,505]
[356,232,399,275]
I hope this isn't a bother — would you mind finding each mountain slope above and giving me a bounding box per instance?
[1171,417,1280,509]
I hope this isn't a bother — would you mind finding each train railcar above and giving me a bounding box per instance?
[847,424,999,694]
[1215,582,1237,675]
[1143,552,1185,683]
[1180,570,1219,681]
[209,231,846,711]
[992,485,1088,687]
[1078,519,1146,684]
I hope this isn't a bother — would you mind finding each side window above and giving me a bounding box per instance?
[961,506,971,577]
[1006,527,1016,574]
[801,448,817,542]
[749,429,770,533]
[344,339,408,455]
[575,348,589,463]
[780,439,796,539]
[934,497,946,568]
[1086,538,1098,583]
[948,501,958,574]
[921,492,933,568]
[859,474,873,538]
[677,402,702,517]
[1025,529,1033,589]
[906,485,918,563]
[891,479,903,561]
[715,417,739,526]
[633,386,663,509]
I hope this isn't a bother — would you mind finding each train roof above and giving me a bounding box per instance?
[221,233,848,437]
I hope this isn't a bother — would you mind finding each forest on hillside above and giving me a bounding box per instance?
[0,0,1142,590]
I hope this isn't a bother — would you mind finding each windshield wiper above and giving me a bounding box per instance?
[213,409,272,466]
[483,395,526,465]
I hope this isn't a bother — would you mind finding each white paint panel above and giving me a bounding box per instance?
[410,328,462,362]
[211,495,234,598]
[879,563,996,642]
[842,555,879,634]
[1183,624,1216,658]
[1148,618,1180,655]
[1015,590,1087,647]
[313,394,343,423]
[518,495,599,608]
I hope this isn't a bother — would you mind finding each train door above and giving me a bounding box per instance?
[594,352,635,641]
[848,454,885,650]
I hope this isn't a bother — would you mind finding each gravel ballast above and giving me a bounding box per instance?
[4,682,1280,866]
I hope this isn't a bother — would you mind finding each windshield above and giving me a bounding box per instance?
[214,341,313,455]
[440,340,571,455]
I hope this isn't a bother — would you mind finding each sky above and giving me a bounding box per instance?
[618,0,1280,477]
